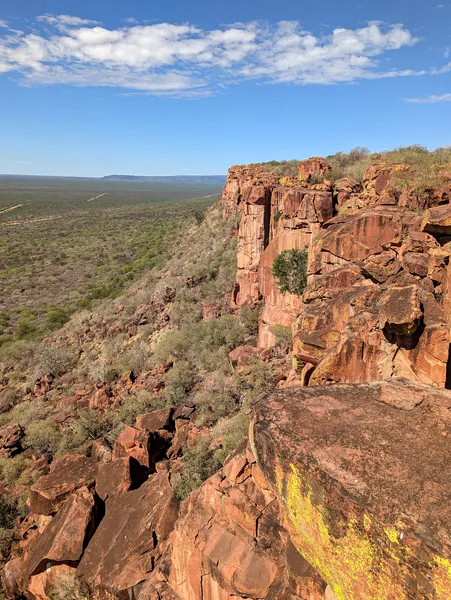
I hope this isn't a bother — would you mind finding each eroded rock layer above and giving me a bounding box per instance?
[224,157,451,386]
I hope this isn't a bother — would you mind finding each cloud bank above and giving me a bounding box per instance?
[0,15,426,96]
[405,92,451,103]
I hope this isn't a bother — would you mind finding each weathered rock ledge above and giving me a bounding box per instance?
[142,378,451,599]
[251,378,451,600]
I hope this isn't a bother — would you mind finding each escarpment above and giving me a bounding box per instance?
[225,157,451,387]
[2,156,451,600]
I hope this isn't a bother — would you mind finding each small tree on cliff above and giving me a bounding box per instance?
[272,248,308,296]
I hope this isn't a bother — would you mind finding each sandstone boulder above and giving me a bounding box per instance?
[112,425,169,471]
[0,424,24,457]
[363,162,409,203]
[298,157,331,182]
[96,456,146,500]
[228,345,259,369]
[379,284,423,335]
[25,487,96,580]
[77,471,179,595]
[164,444,326,600]
[135,407,174,433]
[251,380,451,600]
[28,453,98,516]
[422,203,451,234]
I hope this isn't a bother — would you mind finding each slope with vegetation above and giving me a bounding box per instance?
[0,199,286,595]
[1,146,451,600]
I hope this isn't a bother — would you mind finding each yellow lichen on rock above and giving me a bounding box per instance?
[432,557,451,600]
[277,463,412,600]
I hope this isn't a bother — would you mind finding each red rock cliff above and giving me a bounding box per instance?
[226,157,451,387]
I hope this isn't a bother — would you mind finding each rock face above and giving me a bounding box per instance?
[227,157,451,387]
[77,471,179,594]
[28,453,98,516]
[145,443,327,600]
[251,380,451,600]
[134,379,451,600]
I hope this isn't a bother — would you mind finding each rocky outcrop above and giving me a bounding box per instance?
[251,379,451,600]
[77,471,179,595]
[0,424,24,457]
[28,453,98,516]
[227,157,451,387]
[131,379,451,600]
[144,443,327,600]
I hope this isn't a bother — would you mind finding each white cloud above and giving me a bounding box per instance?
[405,93,451,103]
[0,20,8,28]
[36,14,100,28]
[0,15,432,96]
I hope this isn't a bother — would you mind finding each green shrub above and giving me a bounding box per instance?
[120,341,151,376]
[272,249,308,296]
[74,409,121,446]
[47,571,91,600]
[260,160,300,177]
[235,359,277,407]
[194,371,239,426]
[45,308,70,331]
[0,495,18,529]
[34,345,77,378]
[25,419,62,457]
[0,527,14,560]
[270,324,292,350]
[326,147,371,182]
[117,390,154,425]
[56,427,92,458]
[174,438,220,500]
[15,310,38,340]
[0,398,48,429]
[154,315,245,374]
[238,305,260,336]
[1,455,32,485]
[164,360,197,405]
[212,412,250,464]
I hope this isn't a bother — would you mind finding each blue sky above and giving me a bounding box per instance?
[0,0,450,176]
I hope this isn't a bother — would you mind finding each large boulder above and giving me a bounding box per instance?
[3,488,97,598]
[0,424,24,457]
[28,453,98,516]
[77,471,179,595]
[162,444,326,600]
[379,284,423,335]
[96,456,146,500]
[363,162,409,203]
[422,203,451,235]
[112,425,169,471]
[251,380,451,600]
[298,157,331,183]
[26,487,96,579]
[135,407,174,433]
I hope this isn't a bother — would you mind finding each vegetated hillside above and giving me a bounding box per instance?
[0,177,222,343]
[0,201,286,583]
